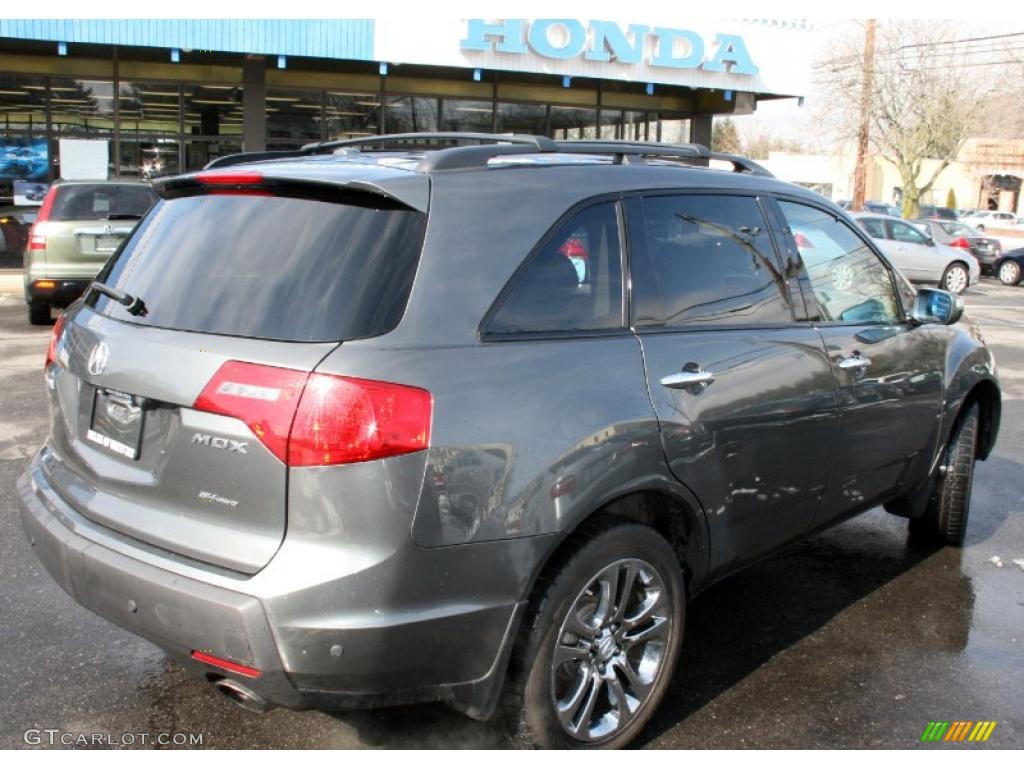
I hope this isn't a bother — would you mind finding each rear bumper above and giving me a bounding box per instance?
[25,277,91,307]
[16,453,541,718]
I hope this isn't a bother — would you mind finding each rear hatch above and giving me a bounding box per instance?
[39,183,157,277]
[44,171,427,573]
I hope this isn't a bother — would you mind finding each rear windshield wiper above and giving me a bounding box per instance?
[103,213,143,221]
[87,281,148,317]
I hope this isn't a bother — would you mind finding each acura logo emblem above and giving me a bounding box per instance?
[87,342,110,376]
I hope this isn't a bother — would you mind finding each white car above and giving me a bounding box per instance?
[852,213,980,294]
[962,210,1021,231]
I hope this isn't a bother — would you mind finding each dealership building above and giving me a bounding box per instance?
[0,18,810,187]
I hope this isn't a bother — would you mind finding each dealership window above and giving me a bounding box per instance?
[439,99,492,133]
[324,90,377,140]
[267,88,323,148]
[550,107,598,139]
[183,84,242,171]
[50,79,115,136]
[389,97,440,134]
[118,81,181,179]
[496,102,548,135]
[0,74,48,137]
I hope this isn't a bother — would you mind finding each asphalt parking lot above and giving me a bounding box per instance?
[0,274,1021,749]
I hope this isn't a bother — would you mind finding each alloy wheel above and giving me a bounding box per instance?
[945,265,968,294]
[999,261,1021,285]
[550,558,672,743]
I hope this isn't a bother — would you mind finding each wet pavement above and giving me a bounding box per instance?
[0,278,1021,749]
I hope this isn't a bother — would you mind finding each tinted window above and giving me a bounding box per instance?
[486,202,623,334]
[889,219,928,244]
[91,193,426,342]
[779,201,901,324]
[51,184,156,221]
[858,217,886,239]
[629,194,791,327]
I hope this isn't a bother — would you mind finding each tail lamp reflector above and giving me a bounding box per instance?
[191,650,262,679]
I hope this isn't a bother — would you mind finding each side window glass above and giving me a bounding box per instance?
[629,194,792,327]
[778,201,901,324]
[486,202,623,335]
[859,218,886,239]
[890,220,927,244]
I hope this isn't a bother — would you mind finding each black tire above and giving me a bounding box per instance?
[909,401,979,546]
[27,301,50,325]
[998,260,1022,286]
[503,521,685,749]
[941,262,970,294]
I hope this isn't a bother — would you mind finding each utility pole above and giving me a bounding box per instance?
[851,19,876,212]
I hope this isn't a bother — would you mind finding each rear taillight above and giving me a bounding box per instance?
[950,237,972,251]
[193,361,432,467]
[44,313,65,369]
[28,185,59,251]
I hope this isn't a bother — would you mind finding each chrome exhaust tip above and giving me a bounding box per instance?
[213,678,271,714]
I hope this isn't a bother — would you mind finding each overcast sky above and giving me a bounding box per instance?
[730,18,1024,149]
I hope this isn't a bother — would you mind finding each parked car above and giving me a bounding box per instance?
[992,247,1024,286]
[0,204,38,267]
[23,180,158,325]
[18,134,1000,749]
[835,199,902,217]
[917,204,960,221]
[853,213,979,293]
[912,219,1002,275]
[963,210,1021,231]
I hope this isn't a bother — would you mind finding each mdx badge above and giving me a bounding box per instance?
[191,433,248,454]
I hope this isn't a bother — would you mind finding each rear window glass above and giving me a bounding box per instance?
[90,193,427,342]
[51,184,157,221]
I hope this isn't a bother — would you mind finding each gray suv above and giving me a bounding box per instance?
[17,134,1001,748]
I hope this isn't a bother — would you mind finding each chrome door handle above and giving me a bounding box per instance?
[837,355,872,370]
[660,369,716,389]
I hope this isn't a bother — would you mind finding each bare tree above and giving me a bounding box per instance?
[816,21,990,218]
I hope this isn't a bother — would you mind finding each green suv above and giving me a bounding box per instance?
[23,180,157,324]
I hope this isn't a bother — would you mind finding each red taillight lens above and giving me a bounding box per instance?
[289,373,432,467]
[193,171,264,186]
[193,361,308,463]
[44,313,65,369]
[950,237,972,251]
[28,185,59,251]
[193,361,432,467]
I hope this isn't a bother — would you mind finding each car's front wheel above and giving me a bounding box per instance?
[504,521,684,748]
[27,301,50,325]
[998,260,1022,286]
[942,262,970,294]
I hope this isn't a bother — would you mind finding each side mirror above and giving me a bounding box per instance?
[912,288,963,325]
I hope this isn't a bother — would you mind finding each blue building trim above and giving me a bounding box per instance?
[0,19,375,61]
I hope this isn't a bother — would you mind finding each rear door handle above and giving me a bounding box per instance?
[837,355,872,370]
[660,368,716,389]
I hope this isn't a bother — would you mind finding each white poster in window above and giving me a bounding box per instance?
[58,138,109,180]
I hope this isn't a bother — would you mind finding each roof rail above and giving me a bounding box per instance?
[201,132,773,178]
[708,152,774,177]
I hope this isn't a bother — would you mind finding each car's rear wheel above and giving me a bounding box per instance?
[998,260,1022,286]
[942,262,970,294]
[504,521,684,749]
[909,401,979,547]
[27,301,50,325]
